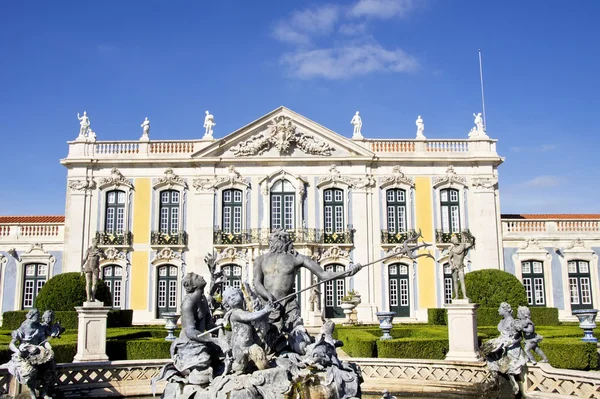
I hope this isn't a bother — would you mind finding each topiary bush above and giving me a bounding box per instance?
[377,338,449,359]
[465,269,527,309]
[428,308,448,325]
[2,309,133,330]
[34,272,112,311]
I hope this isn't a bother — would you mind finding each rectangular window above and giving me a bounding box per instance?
[523,278,533,305]
[271,196,281,229]
[534,278,545,305]
[400,279,409,306]
[532,261,543,274]
[233,191,242,202]
[168,280,177,308]
[441,207,450,233]
[390,279,398,307]
[450,206,460,232]
[387,207,396,233]
[284,195,294,230]
[397,206,406,232]
[23,281,34,308]
[568,261,577,273]
[113,280,122,308]
[569,278,580,304]
[579,261,589,274]
[334,206,343,232]
[223,207,231,232]
[334,190,343,202]
[223,191,231,202]
[325,280,333,307]
[171,208,179,232]
[106,208,115,232]
[325,191,332,202]
[444,277,453,304]
[324,206,332,232]
[581,278,592,304]
[116,208,125,233]
[160,208,169,232]
[387,191,395,202]
[158,281,167,308]
[521,262,531,274]
[233,207,242,233]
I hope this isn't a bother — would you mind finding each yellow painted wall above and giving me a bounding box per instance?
[415,177,436,308]
[130,251,149,310]
[133,178,151,244]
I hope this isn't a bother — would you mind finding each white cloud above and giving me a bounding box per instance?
[338,22,368,36]
[281,43,418,79]
[521,176,561,188]
[273,5,340,45]
[349,0,416,19]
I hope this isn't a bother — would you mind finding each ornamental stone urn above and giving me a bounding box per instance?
[375,311,396,340]
[163,313,180,341]
[340,301,358,325]
[572,309,598,342]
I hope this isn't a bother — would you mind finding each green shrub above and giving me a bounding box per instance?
[539,338,598,370]
[529,307,559,326]
[34,272,112,311]
[465,269,527,309]
[427,308,448,325]
[107,338,172,360]
[377,338,448,359]
[335,328,378,357]
[476,307,502,326]
[107,309,133,327]
[2,309,133,330]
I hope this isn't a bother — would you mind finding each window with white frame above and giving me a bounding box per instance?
[105,190,126,234]
[159,190,180,234]
[569,260,593,310]
[324,188,344,233]
[222,264,242,289]
[102,265,123,309]
[389,263,410,316]
[222,189,243,234]
[324,264,345,318]
[440,188,460,233]
[386,189,407,233]
[521,260,546,306]
[22,263,47,309]
[271,179,295,230]
[156,265,178,318]
[443,263,453,304]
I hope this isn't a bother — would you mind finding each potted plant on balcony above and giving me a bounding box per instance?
[340,289,360,325]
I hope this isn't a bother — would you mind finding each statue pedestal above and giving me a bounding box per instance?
[444,300,480,362]
[73,302,111,362]
[307,310,323,327]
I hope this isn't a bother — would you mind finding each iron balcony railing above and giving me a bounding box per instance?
[213,228,355,245]
[95,230,133,246]
[380,229,416,244]
[435,229,473,244]
[150,231,188,246]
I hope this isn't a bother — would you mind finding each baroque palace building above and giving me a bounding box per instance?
[0,107,598,324]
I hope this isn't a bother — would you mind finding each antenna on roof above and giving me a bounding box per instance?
[478,49,487,130]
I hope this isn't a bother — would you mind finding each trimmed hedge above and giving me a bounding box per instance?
[427,308,448,325]
[540,338,598,370]
[335,328,378,357]
[377,338,448,359]
[35,272,112,311]
[2,309,133,330]
[107,338,172,360]
[530,307,560,326]
[465,269,527,309]
[428,307,560,326]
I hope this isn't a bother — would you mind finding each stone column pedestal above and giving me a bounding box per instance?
[307,311,323,327]
[74,302,111,362]
[445,300,480,362]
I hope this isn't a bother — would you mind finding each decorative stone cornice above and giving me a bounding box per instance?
[152,248,182,264]
[380,166,414,188]
[99,168,134,189]
[20,243,55,266]
[153,169,188,190]
[433,165,467,188]
[471,176,498,192]
[103,246,127,262]
[565,238,585,250]
[318,246,350,262]
[216,246,249,263]
[193,166,249,192]
[68,177,96,193]
[231,116,333,156]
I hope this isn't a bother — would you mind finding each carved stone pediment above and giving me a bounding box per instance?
[99,168,134,189]
[231,116,333,157]
[380,166,414,188]
[433,165,467,188]
[104,246,127,262]
[317,165,375,190]
[318,246,350,262]
[193,166,250,192]
[152,248,182,264]
[216,246,249,263]
[69,177,96,193]
[520,239,544,251]
[471,176,498,191]
[154,169,187,190]
[565,238,585,250]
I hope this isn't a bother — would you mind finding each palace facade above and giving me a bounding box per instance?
[0,107,597,324]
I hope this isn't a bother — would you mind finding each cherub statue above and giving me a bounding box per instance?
[517,306,548,364]
[220,286,274,375]
[3,308,63,399]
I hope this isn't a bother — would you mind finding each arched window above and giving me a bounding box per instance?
[159,190,180,234]
[271,179,295,230]
[105,190,126,234]
[443,263,453,304]
[569,260,593,310]
[386,189,406,233]
[222,189,243,234]
[22,263,47,309]
[324,188,344,233]
[521,261,545,306]
[388,263,410,317]
[157,265,178,318]
[102,265,123,309]
[324,264,345,318]
[440,188,460,233]
[222,264,242,289]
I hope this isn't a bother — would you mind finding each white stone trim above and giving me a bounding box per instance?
[0,254,8,314]
[434,177,468,235]
[97,169,134,237]
[149,255,184,318]
[558,240,599,314]
[513,241,554,308]
[382,255,416,319]
[15,243,55,310]
[99,260,128,309]
[152,174,187,238]
[259,169,307,230]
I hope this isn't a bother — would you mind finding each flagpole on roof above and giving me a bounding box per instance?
[479,49,487,130]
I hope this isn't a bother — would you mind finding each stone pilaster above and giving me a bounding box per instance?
[445,301,480,362]
[74,302,111,362]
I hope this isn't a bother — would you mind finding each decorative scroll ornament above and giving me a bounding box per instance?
[433,165,467,187]
[384,245,413,260]
[193,166,249,192]
[0,253,7,267]
[216,246,249,262]
[27,243,45,253]
[153,247,182,262]
[471,176,498,191]
[99,168,134,189]
[68,177,96,193]
[318,246,350,262]
[154,169,187,189]
[565,238,585,250]
[520,238,543,250]
[231,116,333,156]
[380,166,414,188]
[104,246,127,262]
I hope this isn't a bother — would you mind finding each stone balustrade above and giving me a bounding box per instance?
[0,223,64,243]
[502,218,600,236]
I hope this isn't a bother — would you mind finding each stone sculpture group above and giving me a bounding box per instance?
[154,229,364,398]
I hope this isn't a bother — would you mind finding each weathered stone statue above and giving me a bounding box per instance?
[141,117,150,137]
[253,229,361,354]
[381,389,397,399]
[3,308,64,399]
[203,110,215,138]
[77,111,90,137]
[350,111,362,137]
[480,302,528,395]
[473,112,484,133]
[415,115,425,139]
[81,238,104,303]
[448,232,475,300]
[517,306,548,364]
[309,286,321,312]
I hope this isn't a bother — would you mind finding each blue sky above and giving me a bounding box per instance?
[1,0,599,215]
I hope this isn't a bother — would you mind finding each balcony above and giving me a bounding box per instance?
[213,228,355,246]
[381,229,416,244]
[150,231,188,247]
[435,229,473,244]
[95,231,133,247]
[501,217,600,238]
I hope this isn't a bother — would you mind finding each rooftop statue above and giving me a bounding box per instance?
[415,115,425,139]
[2,308,64,399]
[77,111,90,137]
[350,111,362,138]
[203,110,215,138]
[141,117,150,138]
[448,232,475,301]
[81,238,104,303]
